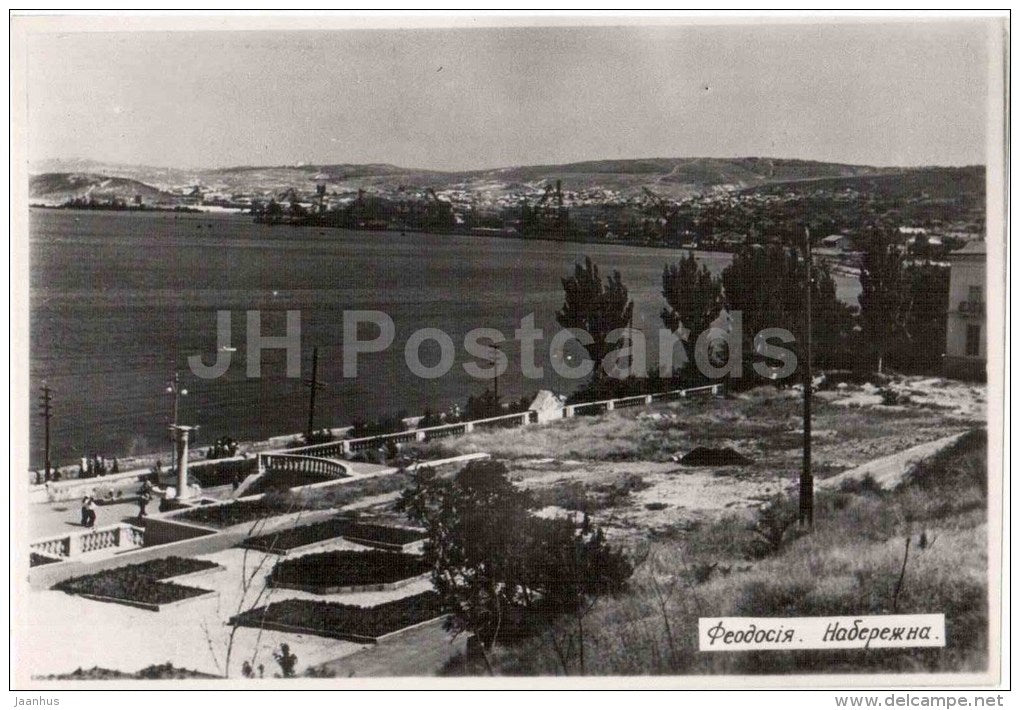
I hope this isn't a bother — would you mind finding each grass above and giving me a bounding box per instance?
[444,427,989,676]
[280,470,416,511]
[529,473,652,512]
[409,386,976,469]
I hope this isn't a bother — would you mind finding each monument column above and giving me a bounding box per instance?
[171,425,198,500]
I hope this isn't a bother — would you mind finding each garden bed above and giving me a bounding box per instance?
[269,549,429,593]
[30,552,61,567]
[242,518,427,554]
[228,591,445,643]
[242,470,332,496]
[187,457,258,488]
[170,497,284,528]
[53,556,219,610]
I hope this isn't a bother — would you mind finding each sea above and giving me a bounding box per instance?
[28,208,861,466]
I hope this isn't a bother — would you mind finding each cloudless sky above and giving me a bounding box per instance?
[26,20,993,170]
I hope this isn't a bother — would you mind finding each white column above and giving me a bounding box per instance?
[177,428,191,499]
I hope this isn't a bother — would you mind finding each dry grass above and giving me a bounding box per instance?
[445,428,989,676]
[411,385,980,472]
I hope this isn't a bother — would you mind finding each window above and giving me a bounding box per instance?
[968,285,983,302]
[965,324,982,357]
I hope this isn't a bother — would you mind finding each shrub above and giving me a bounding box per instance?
[746,495,802,559]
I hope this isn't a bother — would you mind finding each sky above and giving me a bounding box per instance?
[24,19,995,170]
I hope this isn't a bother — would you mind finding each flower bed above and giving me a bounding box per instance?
[269,549,428,592]
[170,497,283,528]
[242,518,427,554]
[30,552,61,567]
[188,457,258,488]
[242,470,329,496]
[229,591,445,642]
[54,556,218,608]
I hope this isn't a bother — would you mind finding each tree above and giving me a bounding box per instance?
[721,243,853,382]
[398,460,532,658]
[879,261,949,374]
[859,230,908,373]
[397,459,632,667]
[556,257,634,389]
[660,251,722,377]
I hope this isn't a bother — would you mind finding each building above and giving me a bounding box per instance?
[819,234,853,251]
[944,241,986,379]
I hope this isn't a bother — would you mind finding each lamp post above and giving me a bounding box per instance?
[166,372,188,478]
[487,342,508,404]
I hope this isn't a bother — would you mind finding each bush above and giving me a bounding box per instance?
[746,495,802,559]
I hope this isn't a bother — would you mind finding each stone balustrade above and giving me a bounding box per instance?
[29,522,146,561]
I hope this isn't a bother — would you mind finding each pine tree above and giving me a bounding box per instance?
[859,229,908,373]
[556,256,634,388]
[660,251,722,374]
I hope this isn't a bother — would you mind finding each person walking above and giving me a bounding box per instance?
[84,496,96,528]
[138,480,154,518]
[80,495,90,526]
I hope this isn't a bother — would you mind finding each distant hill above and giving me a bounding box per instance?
[28,157,979,204]
[199,157,896,199]
[29,173,176,205]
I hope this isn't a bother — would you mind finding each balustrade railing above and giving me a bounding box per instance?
[259,453,350,480]
[267,385,720,462]
[29,523,146,560]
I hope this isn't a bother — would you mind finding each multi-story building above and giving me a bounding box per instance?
[944,241,986,379]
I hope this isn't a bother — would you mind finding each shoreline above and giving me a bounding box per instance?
[30,205,739,257]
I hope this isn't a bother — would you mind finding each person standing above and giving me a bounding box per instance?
[84,496,96,527]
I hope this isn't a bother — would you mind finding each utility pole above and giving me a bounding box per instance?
[800,227,814,527]
[303,346,324,440]
[488,342,506,405]
[38,383,52,479]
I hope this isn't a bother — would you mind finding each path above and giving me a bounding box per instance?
[312,619,466,677]
[819,432,967,490]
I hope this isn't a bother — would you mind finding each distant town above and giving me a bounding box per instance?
[29,158,985,261]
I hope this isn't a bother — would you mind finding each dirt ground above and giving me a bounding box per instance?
[441,375,987,540]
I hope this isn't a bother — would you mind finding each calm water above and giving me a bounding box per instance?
[29,209,860,466]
